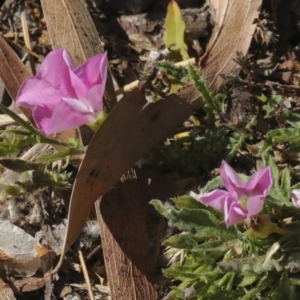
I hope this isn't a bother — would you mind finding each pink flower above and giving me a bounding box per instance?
[199,161,273,226]
[16,48,107,135]
[291,189,300,208]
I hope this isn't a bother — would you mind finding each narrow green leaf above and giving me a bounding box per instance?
[238,274,258,287]
[202,176,223,192]
[280,167,291,198]
[266,128,300,144]
[163,232,198,249]
[277,272,297,300]
[283,112,300,129]
[164,0,188,60]
[0,103,38,134]
[192,240,231,254]
[173,195,205,209]
[0,159,41,172]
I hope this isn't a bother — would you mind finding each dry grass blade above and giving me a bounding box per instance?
[200,0,262,91]
[78,250,94,300]
[40,0,117,111]
[48,87,202,276]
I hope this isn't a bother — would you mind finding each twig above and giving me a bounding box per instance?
[78,249,95,300]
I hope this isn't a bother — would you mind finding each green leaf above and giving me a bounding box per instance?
[277,272,297,300]
[266,155,279,184]
[173,195,205,209]
[163,255,213,280]
[163,232,198,249]
[178,207,220,227]
[0,158,41,172]
[158,61,189,83]
[280,167,291,198]
[191,240,232,254]
[0,183,26,196]
[218,256,272,274]
[189,65,220,112]
[202,175,223,192]
[283,112,300,129]
[0,129,33,136]
[265,128,300,144]
[164,0,188,60]
[151,199,227,234]
[0,103,38,134]
[194,225,237,240]
[227,133,247,160]
[157,61,190,93]
[39,147,81,162]
[238,274,259,287]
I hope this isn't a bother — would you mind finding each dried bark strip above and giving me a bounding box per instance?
[200,0,262,91]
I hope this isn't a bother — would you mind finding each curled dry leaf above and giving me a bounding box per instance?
[0,36,33,123]
[0,221,52,276]
[49,86,202,276]
[200,0,262,91]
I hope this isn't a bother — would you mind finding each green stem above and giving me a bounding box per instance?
[240,276,272,300]
[0,103,39,134]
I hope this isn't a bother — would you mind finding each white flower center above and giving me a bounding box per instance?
[82,99,94,113]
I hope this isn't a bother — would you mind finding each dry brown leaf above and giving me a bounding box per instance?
[12,277,45,293]
[96,169,157,300]
[200,0,262,91]
[96,167,170,300]
[0,36,34,123]
[49,86,202,275]
[40,0,117,111]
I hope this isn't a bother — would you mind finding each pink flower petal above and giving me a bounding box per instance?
[17,78,66,109]
[87,84,105,112]
[32,105,53,134]
[68,52,107,100]
[34,49,76,98]
[74,52,107,88]
[220,161,244,195]
[225,199,247,226]
[200,189,228,212]
[291,189,300,208]
[35,98,94,135]
[244,167,272,196]
[246,195,265,216]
